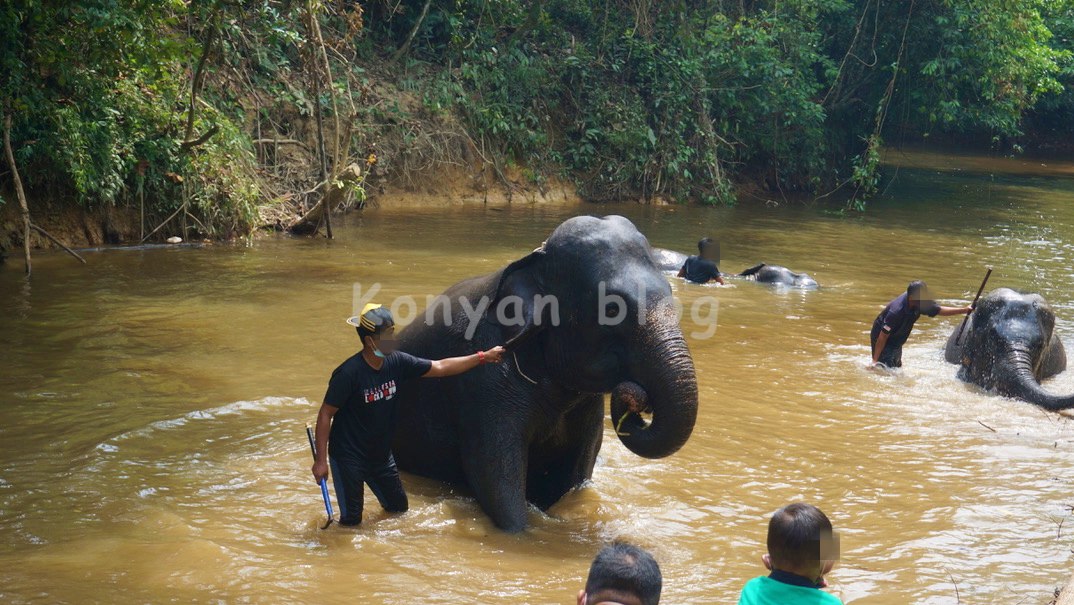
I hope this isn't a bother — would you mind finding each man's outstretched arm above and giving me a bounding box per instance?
[423,345,506,378]
[937,306,973,316]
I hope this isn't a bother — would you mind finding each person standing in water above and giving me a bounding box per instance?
[677,237,725,284]
[870,280,972,368]
[310,303,506,526]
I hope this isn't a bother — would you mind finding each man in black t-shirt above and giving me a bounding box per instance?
[310,303,505,526]
[870,280,972,368]
[677,237,725,284]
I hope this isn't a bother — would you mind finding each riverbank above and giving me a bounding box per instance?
[11,144,1074,258]
[0,161,581,257]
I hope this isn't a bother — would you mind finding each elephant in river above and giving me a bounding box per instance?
[944,288,1074,410]
[651,247,694,274]
[737,263,818,289]
[392,216,699,532]
[650,247,818,288]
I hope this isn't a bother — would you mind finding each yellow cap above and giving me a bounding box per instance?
[346,303,393,333]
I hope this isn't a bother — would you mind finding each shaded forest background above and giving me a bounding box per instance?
[1,0,1073,245]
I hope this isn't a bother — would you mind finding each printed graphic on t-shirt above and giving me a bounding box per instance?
[363,379,397,403]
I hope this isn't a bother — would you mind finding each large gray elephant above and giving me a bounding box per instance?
[944,288,1074,410]
[650,247,818,288]
[392,216,699,532]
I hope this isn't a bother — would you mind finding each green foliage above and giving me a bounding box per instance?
[916,0,1066,135]
[2,0,1073,225]
[847,134,882,212]
[0,0,267,236]
[367,0,1072,205]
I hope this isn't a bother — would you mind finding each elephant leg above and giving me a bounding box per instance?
[460,418,531,533]
[526,395,604,510]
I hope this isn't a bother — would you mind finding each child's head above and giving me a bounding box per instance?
[765,503,838,581]
[578,542,662,605]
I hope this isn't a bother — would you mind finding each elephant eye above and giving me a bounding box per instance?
[605,302,626,319]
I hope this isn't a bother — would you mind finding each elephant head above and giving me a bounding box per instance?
[945,287,1074,410]
[490,215,699,458]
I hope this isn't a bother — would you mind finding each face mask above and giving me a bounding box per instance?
[371,340,386,358]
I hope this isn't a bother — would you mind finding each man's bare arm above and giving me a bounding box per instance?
[937,306,973,317]
[872,331,890,363]
[423,346,506,378]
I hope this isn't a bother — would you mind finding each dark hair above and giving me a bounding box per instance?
[907,280,928,299]
[357,307,394,340]
[698,237,715,254]
[584,542,662,605]
[767,503,833,571]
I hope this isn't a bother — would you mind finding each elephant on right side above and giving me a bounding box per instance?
[944,287,1074,410]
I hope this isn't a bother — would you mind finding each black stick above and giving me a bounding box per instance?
[956,267,992,344]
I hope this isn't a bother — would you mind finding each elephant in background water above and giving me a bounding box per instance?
[392,216,699,532]
[944,288,1074,410]
[651,247,818,289]
[738,263,818,289]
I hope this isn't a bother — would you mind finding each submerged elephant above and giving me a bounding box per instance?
[737,263,818,289]
[944,288,1074,410]
[651,247,691,273]
[650,247,818,288]
[393,216,699,532]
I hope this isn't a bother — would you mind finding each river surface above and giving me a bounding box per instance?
[3,152,1074,604]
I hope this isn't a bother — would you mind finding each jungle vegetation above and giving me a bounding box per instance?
[1,0,1072,246]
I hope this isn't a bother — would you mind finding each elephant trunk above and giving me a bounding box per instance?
[610,305,698,459]
[1005,345,1074,411]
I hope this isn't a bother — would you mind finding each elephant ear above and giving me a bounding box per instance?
[489,244,549,349]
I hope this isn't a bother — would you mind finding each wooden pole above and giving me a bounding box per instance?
[3,113,31,276]
[956,267,992,345]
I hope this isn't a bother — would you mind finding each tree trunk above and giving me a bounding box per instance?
[182,7,220,148]
[3,113,31,275]
[306,0,335,239]
[391,0,432,63]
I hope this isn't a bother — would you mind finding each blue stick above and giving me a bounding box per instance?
[306,424,334,528]
[318,478,334,519]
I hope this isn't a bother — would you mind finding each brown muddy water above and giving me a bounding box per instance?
[3,155,1074,604]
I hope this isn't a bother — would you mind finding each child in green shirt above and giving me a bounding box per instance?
[738,503,843,605]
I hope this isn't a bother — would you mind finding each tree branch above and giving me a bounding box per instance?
[30,223,86,264]
[180,124,219,151]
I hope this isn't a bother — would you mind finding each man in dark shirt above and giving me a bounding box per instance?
[677,237,725,284]
[310,303,505,526]
[870,280,972,368]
